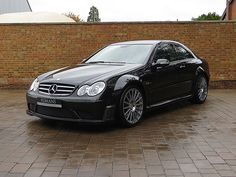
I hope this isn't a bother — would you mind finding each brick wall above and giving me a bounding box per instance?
[0,21,236,88]
[229,0,236,20]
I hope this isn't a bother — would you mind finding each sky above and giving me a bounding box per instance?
[28,0,226,22]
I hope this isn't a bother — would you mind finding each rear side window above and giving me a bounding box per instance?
[174,44,194,60]
[154,43,176,62]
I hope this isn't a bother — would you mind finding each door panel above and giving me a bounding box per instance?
[144,43,199,107]
[175,59,192,96]
[150,63,180,104]
[173,44,197,96]
[144,43,180,105]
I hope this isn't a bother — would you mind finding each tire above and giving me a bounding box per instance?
[119,86,145,127]
[191,75,208,104]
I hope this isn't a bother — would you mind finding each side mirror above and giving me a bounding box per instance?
[152,59,170,67]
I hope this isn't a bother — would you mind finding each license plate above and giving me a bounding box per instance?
[37,98,62,108]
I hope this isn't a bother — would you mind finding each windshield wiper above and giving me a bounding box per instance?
[86,61,126,64]
[103,61,126,64]
[86,61,105,64]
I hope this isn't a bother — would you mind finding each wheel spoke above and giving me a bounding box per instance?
[129,112,133,121]
[123,106,130,110]
[129,89,133,100]
[135,92,140,101]
[136,103,143,106]
[132,112,136,122]
[128,90,132,100]
[136,111,141,116]
[134,90,138,101]
[127,111,132,120]
[136,97,142,103]
[122,88,144,125]
[197,77,208,101]
[135,107,143,112]
[124,109,130,115]
[134,112,138,120]
[132,91,135,102]
[124,100,130,105]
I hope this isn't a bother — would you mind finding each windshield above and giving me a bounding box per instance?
[85,44,153,64]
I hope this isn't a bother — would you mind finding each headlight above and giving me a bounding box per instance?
[77,82,106,96]
[29,78,39,91]
[77,85,90,96]
[88,82,106,96]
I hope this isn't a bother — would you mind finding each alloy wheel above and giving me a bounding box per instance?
[122,88,144,124]
[197,77,208,101]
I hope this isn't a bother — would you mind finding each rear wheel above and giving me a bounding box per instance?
[191,75,208,104]
[119,86,144,127]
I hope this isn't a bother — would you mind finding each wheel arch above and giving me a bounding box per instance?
[115,75,146,126]
[195,66,209,84]
[114,74,147,105]
[191,66,209,104]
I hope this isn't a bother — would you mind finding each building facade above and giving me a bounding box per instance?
[222,0,236,20]
[0,0,31,14]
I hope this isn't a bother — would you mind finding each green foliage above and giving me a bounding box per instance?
[87,6,101,22]
[192,12,221,21]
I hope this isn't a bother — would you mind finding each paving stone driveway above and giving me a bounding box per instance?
[0,89,236,177]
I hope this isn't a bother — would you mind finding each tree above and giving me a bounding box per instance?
[64,12,83,22]
[87,6,101,22]
[192,12,221,21]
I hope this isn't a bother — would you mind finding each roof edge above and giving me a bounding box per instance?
[26,0,32,12]
[221,0,234,20]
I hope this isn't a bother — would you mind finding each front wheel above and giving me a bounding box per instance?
[191,75,208,104]
[119,86,144,127]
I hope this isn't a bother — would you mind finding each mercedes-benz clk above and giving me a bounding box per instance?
[26,40,210,126]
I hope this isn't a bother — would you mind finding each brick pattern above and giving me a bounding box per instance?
[229,0,236,20]
[0,22,236,88]
[0,89,236,177]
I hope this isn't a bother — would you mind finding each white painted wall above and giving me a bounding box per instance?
[0,12,75,23]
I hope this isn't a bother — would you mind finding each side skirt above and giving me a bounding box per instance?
[146,95,192,109]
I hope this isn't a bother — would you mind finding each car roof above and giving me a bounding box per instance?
[111,40,178,45]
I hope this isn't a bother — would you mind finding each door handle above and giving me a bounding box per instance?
[179,65,186,69]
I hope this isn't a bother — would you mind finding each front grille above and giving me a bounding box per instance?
[39,83,75,96]
[35,106,100,120]
[36,106,75,118]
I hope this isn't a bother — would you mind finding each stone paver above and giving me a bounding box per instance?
[0,89,236,177]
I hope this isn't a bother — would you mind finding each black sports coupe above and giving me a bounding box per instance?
[26,40,210,126]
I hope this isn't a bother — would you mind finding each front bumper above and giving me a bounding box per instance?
[26,92,116,123]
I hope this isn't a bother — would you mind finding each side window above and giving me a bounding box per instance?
[174,44,194,60]
[154,43,176,62]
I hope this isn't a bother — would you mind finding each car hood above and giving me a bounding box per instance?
[39,63,142,86]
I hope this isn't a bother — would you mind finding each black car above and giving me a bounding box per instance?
[26,40,210,126]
